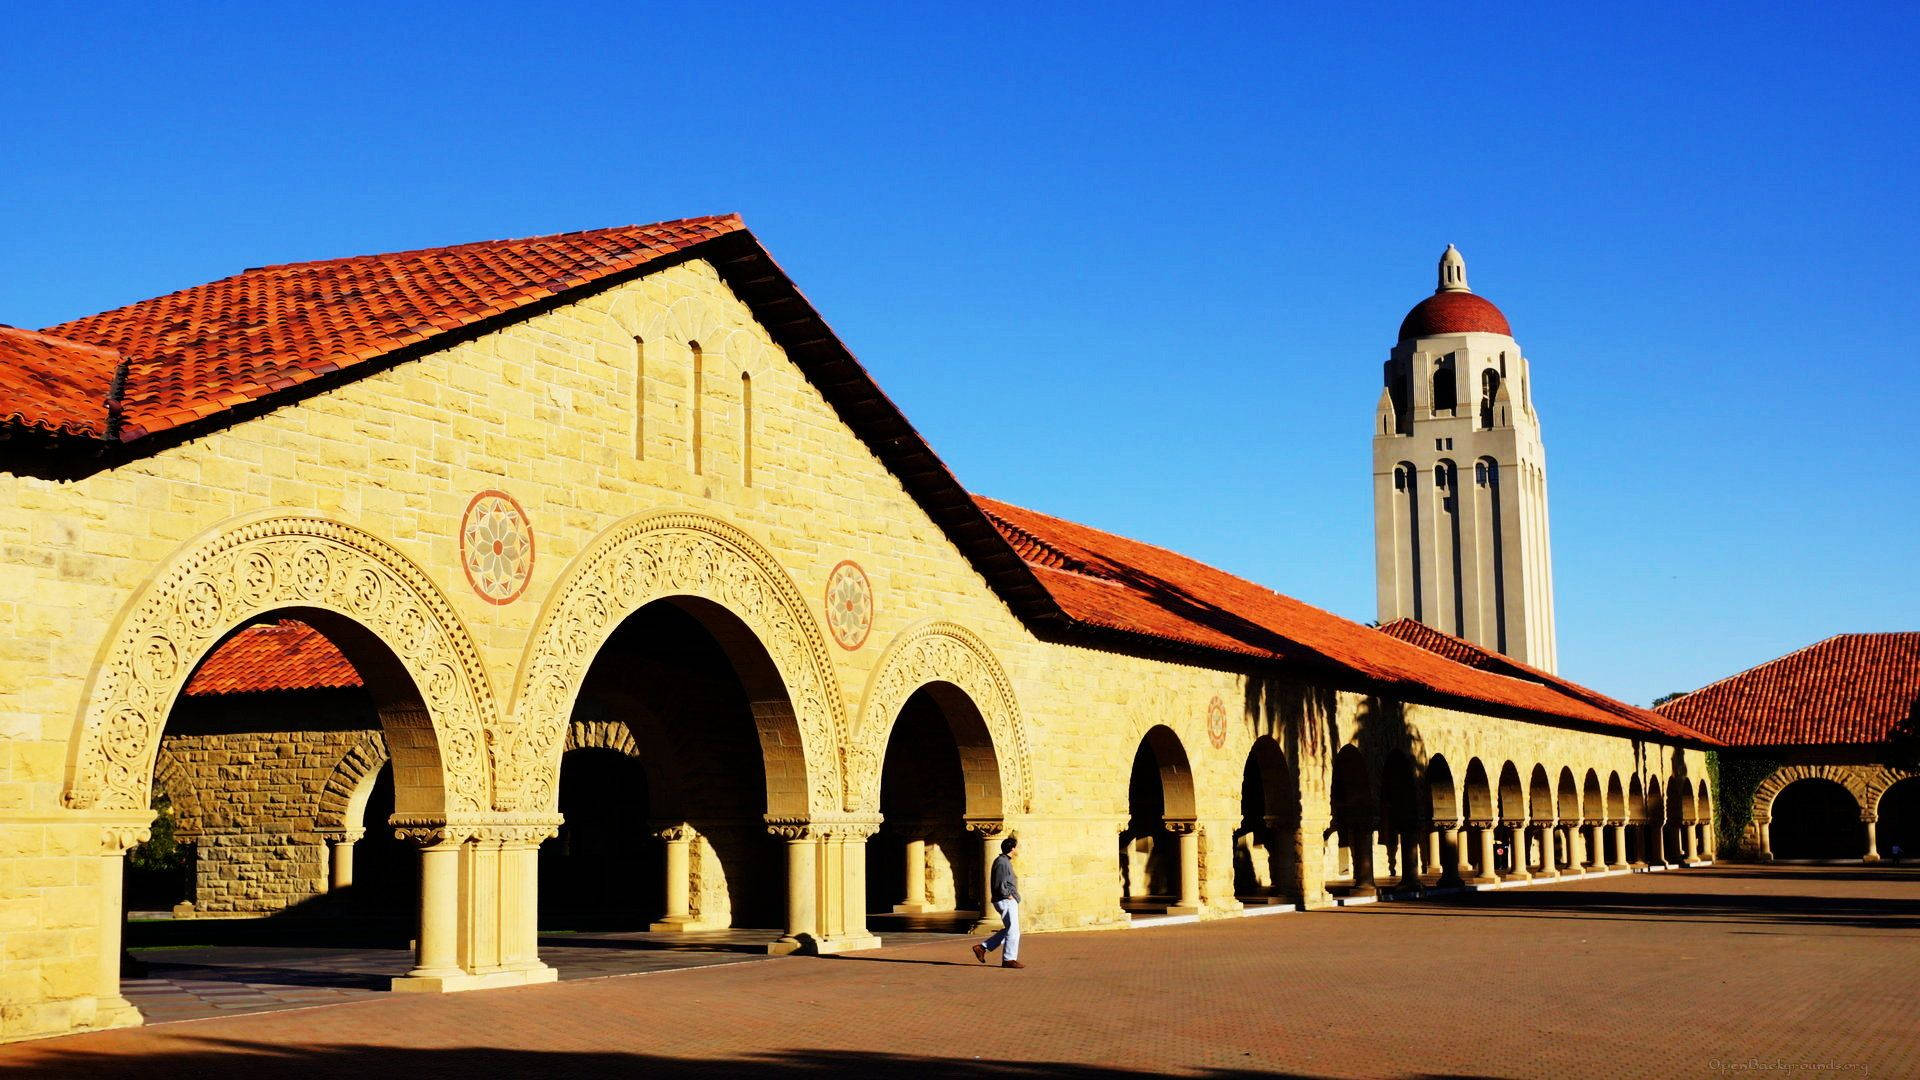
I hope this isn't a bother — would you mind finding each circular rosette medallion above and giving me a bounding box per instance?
[461,490,535,605]
[824,560,874,650]
[1207,695,1228,749]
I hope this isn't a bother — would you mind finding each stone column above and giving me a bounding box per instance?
[319,828,365,892]
[1585,823,1605,872]
[1537,824,1561,879]
[1425,828,1444,883]
[1435,822,1462,887]
[1168,820,1203,912]
[1261,814,1290,900]
[494,818,559,981]
[835,819,882,950]
[395,823,466,986]
[650,824,695,931]
[1341,816,1377,898]
[967,819,1005,931]
[1503,820,1531,882]
[769,820,818,955]
[1757,815,1773,862]
[1862,814,1880,863]
[895,836,929,913]
[1471,820,1499,885]
[95,823,152,1030]
[1607,821,1629,870]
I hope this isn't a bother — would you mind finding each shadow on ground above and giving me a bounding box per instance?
[10,1039,1497,1080]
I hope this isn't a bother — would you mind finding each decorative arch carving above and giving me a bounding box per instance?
[565,719,643,759]
[64,516,496,815]
[1753,764,1871,822]
[150,746,202,839]
[507,511,846,815]
[316,733,391,831]
[848,621,1031,815]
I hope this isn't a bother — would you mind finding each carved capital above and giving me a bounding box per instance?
[1163,819,1197,836]
[965,818,1006,838]
[653,823,690,843]
[765,816,815,842]
[1432,820,1459,833]
[101,825,152,854]
[318,828,367,845]
[1861,811,1879,824]
[1501,818,1526,829]
[472,814,565,845]
[1466,818,1495,830]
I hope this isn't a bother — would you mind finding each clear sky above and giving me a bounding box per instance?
[5,3,1915,706]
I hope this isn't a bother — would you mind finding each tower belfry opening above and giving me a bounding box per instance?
[1372,247,1557,671]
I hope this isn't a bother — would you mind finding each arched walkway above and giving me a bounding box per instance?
[1329,746,1378,897]
[1424,753,1463,887]
[1235,737,1295,904]
[1879,778,1920,863]
[1460,758,1498,885]
[1121,725,1200,915]
[1768,778,1864,860]
[1497,762,1527,880]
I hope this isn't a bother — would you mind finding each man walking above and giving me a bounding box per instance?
[972,835,1024,969]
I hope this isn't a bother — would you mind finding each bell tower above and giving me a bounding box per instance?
[1372,246,1557,671]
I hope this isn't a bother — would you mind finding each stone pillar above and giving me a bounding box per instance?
[1342,817,1377,898]
[768,821,819,954]
[1471,821,1499,885]
[1503,820,1531,882]
[1537,824,1561,878]
[650,824,695,931]
[1607,821,1628,870]
[1584,823,1605,872]
[1425,828,1443,883]
[895,836,929,913]
[834,819,882,950]
[967,819,1005,931]
[1694,821,1709,862]
[397,825,465,986]
[323,828,364,892]
[494,819,559,980]
[1863,814,1880,863]
[94,823,151,1030]
[1261,814,1290,900]
[1757,815,1773,862]
[1168,820,1203,913]
[1435,822,1462,887]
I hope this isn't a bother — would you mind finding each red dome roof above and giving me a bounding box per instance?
[1398,291,1511,340]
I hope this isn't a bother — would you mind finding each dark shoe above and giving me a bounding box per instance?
[1002,959,1025,969]
[971,943,988,964]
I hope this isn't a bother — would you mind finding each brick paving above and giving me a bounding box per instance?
[8,865,1918,1079]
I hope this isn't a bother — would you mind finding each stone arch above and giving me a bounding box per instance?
[1138,725,1199,822]
[1606,772,1626,820]
[149,745,202,839]
[849,621,1030,816]
[1461,758,1494,821]
[564,719,643,758]
[1528,764,1554,821]
[64,515,496,816]
[1582,770,1604,823]
[1628,775,1646,822]
[1556,767,1580,822]
[509,511,847,816]
[1754,764,1871,823]
[1497,761,1526,821]
[1426,753,1460,823]
[316,733,392,831]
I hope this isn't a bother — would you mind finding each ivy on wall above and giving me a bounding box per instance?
[1710,751,1784,852]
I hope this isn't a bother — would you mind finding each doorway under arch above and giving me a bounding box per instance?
[1235,736,1295,904]
[1121,725,1199,916]
[869,682,1004,933]
[1770,778,1864,861]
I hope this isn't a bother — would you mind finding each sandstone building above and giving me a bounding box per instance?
[0,217,1717,1042]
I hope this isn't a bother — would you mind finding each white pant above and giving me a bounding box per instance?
[984,898,1020,960]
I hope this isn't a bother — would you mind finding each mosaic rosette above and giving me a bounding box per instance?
[825,560,874,650]
[461,490,535,605]
[1207,695,1228,749]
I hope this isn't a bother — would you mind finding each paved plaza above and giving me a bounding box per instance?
[6,865,1917,1078]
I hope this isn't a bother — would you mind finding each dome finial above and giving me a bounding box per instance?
[1437,244,1470,293]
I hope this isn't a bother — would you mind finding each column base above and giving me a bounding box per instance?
[892,903,932,914]
[1502,872,1532,883]
[1466,873,1500,886]
[767,932,884,956]
[1164,904,1202,916]
[391,965,557,994]
[647,916,704,932]
[90,995,145,1031]
[1863,855,1881,865]
[1607,862,1629,872]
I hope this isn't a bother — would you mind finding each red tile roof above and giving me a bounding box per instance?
[977,496,1714,743]
[1398,290,1511,340]
[14,215,742,442]
[1656,633,1920,746]
[183,620,362,697]
[1378,618,1710,741]
[0,326,125,439]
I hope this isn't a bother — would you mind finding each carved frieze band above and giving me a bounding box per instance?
[847,621,1032,815]
[66,517,496,815]
[508,512,847,815]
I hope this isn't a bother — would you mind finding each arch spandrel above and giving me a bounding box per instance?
[64,516,497,815]
[849,620,1032,816]
[1753,764,1875,822]
[506,511,847,816]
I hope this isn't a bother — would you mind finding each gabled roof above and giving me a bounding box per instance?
[1377,618,1711,741]
[30,215,741,442]
[183,620,360,697]
[978,496,1714,743]
[0,326,125,439]
[1656,633,1920,746]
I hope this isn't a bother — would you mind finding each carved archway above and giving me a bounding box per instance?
[849,621,1030,815]
[315,734,391,831]
[64,516,496,815]
[508,511,846,816]
[1753,764,1871,823]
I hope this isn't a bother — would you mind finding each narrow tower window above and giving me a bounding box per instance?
[689,341,704,475]
[1432,355,1457,414]
[1479,368,1501,429]
[740,371,753,487]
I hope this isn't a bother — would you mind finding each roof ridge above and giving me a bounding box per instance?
[241,214,744,274]
[1657,633,1854,710]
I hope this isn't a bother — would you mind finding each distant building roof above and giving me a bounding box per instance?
[1655,633,1920,746]
[183,620,360,697]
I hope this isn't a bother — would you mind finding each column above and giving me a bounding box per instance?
[1343,817,1377,898]
[894,836,928,913]
[1425,828,1444,883]
[326,828,364,891]
[650,824,694,930]
[770,821,818,954]
[1863,815,1880,863]
[1585,823,1606,872]
[1538,824,1560,879]
[1168,820,1203,912]
[837,819,882,949]
[1608,821,1629,870]
[1472,821,1499,885]
[1676,820,1694,864]
[1757,815,1773,862]
[1435,822,1462,887]
[1503,821,1531,882]
[95,824,150,1029]
[397,825,465,985]
[968,820,1005,931]
[496,819,558,980]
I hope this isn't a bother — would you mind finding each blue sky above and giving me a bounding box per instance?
[4,3,1915,706]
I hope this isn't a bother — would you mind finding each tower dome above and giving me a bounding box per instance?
[1397,245,1511,340]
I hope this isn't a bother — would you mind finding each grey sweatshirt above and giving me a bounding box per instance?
[991,852,1021,903]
